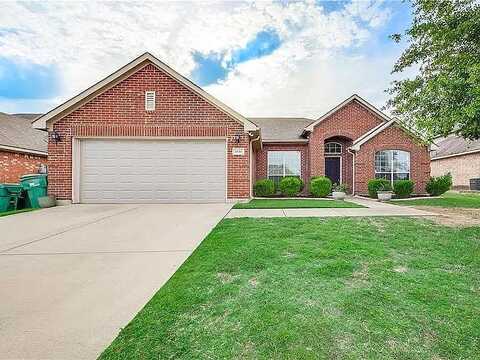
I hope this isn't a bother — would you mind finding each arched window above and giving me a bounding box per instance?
[325,142,342,155]
[375,150,410,185]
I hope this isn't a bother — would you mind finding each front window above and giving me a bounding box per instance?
[325,142,342,155]
[375,150,410,184]
[268,151,301,185]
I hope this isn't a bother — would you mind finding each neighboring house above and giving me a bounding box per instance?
[430,135,480,189]
[32,53,431,203]
[0,113,48,183]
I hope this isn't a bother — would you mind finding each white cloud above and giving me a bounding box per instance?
[0,0,395,115]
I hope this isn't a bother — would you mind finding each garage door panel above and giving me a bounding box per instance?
[79,139,226,203]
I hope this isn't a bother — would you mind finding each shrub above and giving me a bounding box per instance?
[426,173,452,196]
[278,176,303,197]
[254,179,275,197]
[367,178,392,198]
[393,180,415,198]
[309,176,332,197]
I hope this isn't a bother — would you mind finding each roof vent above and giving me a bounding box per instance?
[145,91,155,111]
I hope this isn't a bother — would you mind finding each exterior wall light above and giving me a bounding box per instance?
[51,130,62,143]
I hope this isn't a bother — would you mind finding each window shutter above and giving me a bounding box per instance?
[145,91,156,111]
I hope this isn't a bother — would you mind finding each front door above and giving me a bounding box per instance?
[325,157,341,185]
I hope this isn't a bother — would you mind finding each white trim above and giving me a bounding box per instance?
[73,136,229,203]
[225,138,228,202]
[262,139,309,143]
[72,135,228,140]
[32,52,258,132]
[249,139,253,198]
[348,149,356,194]
[324,141,342,155]
[304,94,390,133]
[267,150,302,178]
[72,138,81,204]
[431,148,480,161]
[145,91,156,111]
[0,144,47,156]
[325,155,342,185]
[374,149,411,186]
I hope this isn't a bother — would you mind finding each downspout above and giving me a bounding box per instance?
[249,131,261,199]
[348,148,356,195]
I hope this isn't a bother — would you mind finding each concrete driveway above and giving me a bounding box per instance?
[0,203,231,359]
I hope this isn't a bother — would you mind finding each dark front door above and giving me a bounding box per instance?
[325,157,341,185]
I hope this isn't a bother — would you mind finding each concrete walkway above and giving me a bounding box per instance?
[0,203,232,359]
[226,197,435,218]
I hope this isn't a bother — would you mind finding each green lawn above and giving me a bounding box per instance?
[392,191,480,208]
[0,208,35,217]
[100,217,480,359]
[233,198,363,209]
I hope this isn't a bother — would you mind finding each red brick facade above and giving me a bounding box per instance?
[255,143,309,190]
[308,101,383,179]
[354,125,431,194]
[48,63,251,201]
[0,150,47,183]
[44,56,430,201]
[253,100,430,195]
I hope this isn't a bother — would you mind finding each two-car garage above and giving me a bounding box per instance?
[32,53,257,204]
[76,139,227,203]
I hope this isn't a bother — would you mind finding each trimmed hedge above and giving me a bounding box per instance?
[309,176,332,197]
[426,173,452,196]
[279,177,303,197]
[367,178,392,198]
[254,179,275,197]
[393,180,415,198]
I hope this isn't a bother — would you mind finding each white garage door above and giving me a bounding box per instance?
[78,139,226,203]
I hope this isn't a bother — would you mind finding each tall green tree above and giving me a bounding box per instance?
[387,0,480,140]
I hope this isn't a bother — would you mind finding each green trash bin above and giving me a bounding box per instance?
[3,184,23,210]
[20,174,47,209]
[0,185,11,212]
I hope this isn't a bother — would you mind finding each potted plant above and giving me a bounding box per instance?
[377,183,393,201]
[332,183,347,200]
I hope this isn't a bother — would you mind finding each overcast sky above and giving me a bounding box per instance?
[0,0,413,117]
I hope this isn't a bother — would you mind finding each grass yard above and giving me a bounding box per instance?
[0,208,35,217]
[392,191,480,208]
[233,198,363,209]
[101,217,480,359]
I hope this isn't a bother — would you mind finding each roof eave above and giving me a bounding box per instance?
[33,52,258,133]
[262,139,309,143]
[0,144,48,156]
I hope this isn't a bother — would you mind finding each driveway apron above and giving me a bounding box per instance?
[0,203,231,359]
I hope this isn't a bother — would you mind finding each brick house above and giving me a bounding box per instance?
[430,135,480,189]
[0,113,48,183]
[32,53,430,203]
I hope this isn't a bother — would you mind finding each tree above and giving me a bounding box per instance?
[386,0,480,140]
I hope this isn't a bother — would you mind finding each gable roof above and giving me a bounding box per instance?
[33,52,258,132]
[0,113,48,155]
[431,134,480,160]
[248,117,312,142]
[303,94,391,134]
[350,118,429,151]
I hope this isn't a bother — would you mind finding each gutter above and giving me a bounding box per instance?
[0,144,48,157]
[431,148,480,161]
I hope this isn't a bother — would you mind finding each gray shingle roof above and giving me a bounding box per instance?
[0,113,48,154]
[431,134,480,159]
[248,117,313,142]
[12,113,43,121]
